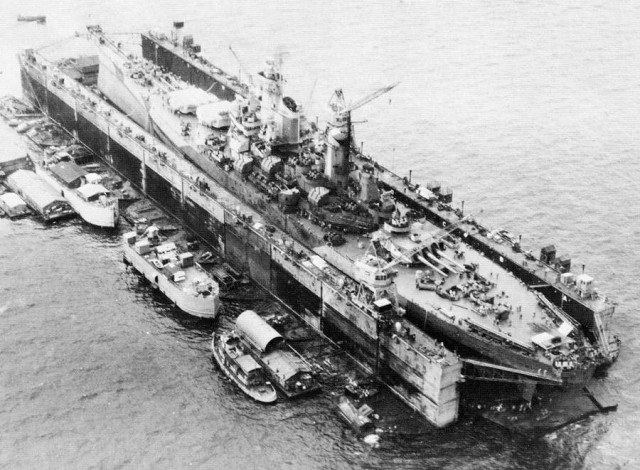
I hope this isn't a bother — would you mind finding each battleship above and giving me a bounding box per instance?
[18,23,620,427]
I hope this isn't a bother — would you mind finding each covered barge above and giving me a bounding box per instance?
[6,169,75,222]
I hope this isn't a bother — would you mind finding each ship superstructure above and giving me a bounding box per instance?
[18,25,620,426]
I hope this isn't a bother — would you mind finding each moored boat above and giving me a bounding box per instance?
[5,169,75,222]
[123,226,220,318]
[211,331,278,403]
[17,15,46,24]
[235,310,321,398]
[34,154,119,228]
[0,192,31,218]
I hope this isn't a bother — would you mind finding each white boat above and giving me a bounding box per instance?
[34,157,119,228]
[123,227,220,318]
[212,331,278,403]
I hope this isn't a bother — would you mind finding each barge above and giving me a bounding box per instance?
[123,227,220,319]
[0,192,31,218]
[6,169,75,222]
[235,309,321,398]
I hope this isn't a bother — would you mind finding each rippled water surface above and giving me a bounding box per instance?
[1,1,639,468]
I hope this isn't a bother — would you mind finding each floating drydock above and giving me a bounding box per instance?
[20,37,461,427]
[18,26,620,426]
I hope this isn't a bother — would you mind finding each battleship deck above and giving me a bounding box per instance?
[20,38,462,427]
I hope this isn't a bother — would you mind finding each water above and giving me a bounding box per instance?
[1,1,639,468]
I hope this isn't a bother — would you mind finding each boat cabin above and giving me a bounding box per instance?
[236,310,284,353]
[76,183,112,203]
[49,161,87,189]
[261,349,318,397]
[234,354,267,387]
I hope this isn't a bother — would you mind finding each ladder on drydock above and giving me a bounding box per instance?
[592,310,612,358]
[461,358,563,386]
[535,292,580,331]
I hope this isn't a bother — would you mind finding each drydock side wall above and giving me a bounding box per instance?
[141,35,236,102]
[20,59,461,427]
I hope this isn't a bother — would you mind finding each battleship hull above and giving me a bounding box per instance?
[96,44,151,130]
[20,49,462,427]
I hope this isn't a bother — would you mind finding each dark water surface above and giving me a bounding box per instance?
[1,1,639,468]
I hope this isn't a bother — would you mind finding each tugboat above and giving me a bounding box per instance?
[211,331,278,403]
[123,226,220,318]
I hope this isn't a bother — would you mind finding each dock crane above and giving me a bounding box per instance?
[324,82,399,182]
[228,45,253,86]
[327,82,399,132]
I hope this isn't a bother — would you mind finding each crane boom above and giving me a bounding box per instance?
[228,45,253,85]
[345,82,399,114]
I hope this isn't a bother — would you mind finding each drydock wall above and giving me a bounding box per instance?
[141,34,236,102]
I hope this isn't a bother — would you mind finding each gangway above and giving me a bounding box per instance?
[462,358,563,386]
